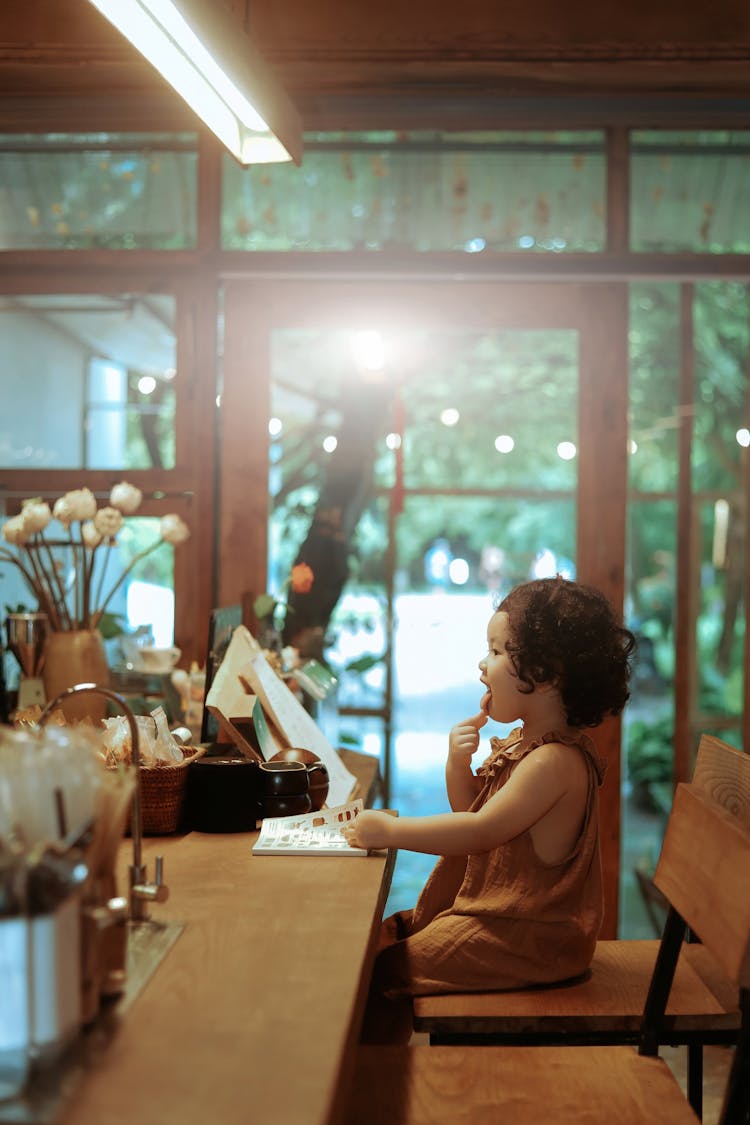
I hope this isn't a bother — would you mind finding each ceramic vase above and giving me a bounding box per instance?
[42,630,110,724]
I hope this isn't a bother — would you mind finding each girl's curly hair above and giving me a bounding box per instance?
[497,576,636,728]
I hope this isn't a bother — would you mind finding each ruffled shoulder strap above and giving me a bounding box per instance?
[477,727,607,786]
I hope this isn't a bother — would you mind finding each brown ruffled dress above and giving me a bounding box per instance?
[372,727,606,998]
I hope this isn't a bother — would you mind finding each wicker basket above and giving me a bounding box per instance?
[125,745,206,835]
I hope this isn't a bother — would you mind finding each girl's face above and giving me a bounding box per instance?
[478,611,526,723]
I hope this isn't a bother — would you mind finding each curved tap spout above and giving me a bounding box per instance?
[38,682,167,921]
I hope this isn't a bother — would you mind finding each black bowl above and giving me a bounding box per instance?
[258,792,312,819]
[258,760,310,797]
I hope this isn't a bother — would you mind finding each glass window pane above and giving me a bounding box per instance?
[223,131,606,252]
[628,283,680,492]
[118,515,176,647]
[0,133,198,249]
[627,499,677,685]
[697,499,745,730]
[693,281,750,492]
[268,325,578,526]
[0,294,177,470]
[400,329,578,491]
[622,497,677,939]
[327,495,390,716]
[385,494,577,916]
[631,131,750,253]
[268,328,397,557]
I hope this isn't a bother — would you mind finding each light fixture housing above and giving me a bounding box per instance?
[87,0,303,165]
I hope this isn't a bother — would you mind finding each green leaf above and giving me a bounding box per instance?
[344,652,386,674]
[253,593,276,619]
[98,612,127,639]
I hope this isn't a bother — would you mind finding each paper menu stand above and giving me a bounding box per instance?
[204,625,264,760]
[205,624,357,807]
[239,647,356,808]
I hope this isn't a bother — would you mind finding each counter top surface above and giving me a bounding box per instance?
[55,822,394,1125]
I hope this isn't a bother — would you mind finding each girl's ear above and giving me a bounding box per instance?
[532,676,560,695]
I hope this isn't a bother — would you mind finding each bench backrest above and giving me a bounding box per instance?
[690,733,750,832]
[653,735,750,989]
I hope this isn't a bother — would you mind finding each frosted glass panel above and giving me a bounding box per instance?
[0,294,177,470]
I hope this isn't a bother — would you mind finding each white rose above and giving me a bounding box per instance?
[70,488,97,520]
[2,515,31,546]
[82,520,103,548]
[54,488,97,526]
[52,495,74,528]
[21,499,52,534]
[93,507,124,539]
[160,514,190,545]
[110,481,142,514]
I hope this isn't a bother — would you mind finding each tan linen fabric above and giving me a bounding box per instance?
[374,728,607,998]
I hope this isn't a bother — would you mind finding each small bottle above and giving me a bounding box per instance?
[186,662,206,743]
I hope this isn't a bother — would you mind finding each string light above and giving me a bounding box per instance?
[494,434,514,453]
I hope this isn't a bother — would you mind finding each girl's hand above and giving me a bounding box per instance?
[448,711,488,762]
[341,809,393,850]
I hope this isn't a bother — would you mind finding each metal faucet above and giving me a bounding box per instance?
[39,682,169,922]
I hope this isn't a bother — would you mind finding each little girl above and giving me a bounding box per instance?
[342,575,636,1042]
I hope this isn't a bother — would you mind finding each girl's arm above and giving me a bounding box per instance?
[343,742,576,855]
[445,711,486,811]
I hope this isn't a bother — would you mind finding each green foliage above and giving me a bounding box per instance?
[96,612,127,640]
[627,715,674,788]
[338,729,363,748]
[629,281,748,495]
[626,715,675,816]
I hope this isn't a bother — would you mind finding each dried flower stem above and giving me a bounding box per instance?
[36,538,73,629]
[26,543,65,630]
[73,533,86,628]
[92,541,114,625]
[0,546,58,626]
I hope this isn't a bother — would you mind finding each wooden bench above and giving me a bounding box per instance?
[347,744,750,1124]
[411,734,746,1118]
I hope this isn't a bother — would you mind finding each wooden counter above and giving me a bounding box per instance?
[57,829,395,1125]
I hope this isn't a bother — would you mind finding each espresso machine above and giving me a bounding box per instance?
[5,611,48,710]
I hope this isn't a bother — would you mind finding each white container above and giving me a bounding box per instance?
[30,894,82,1063]
[0,914,31,1100]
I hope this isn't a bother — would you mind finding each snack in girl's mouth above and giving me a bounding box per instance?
[480,690,491,714]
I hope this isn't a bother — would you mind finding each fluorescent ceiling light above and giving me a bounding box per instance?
[88,0,303,165]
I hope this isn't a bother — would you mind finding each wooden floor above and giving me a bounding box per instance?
[662,1045,733,1123]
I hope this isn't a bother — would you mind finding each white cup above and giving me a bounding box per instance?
[138,646,181,673]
